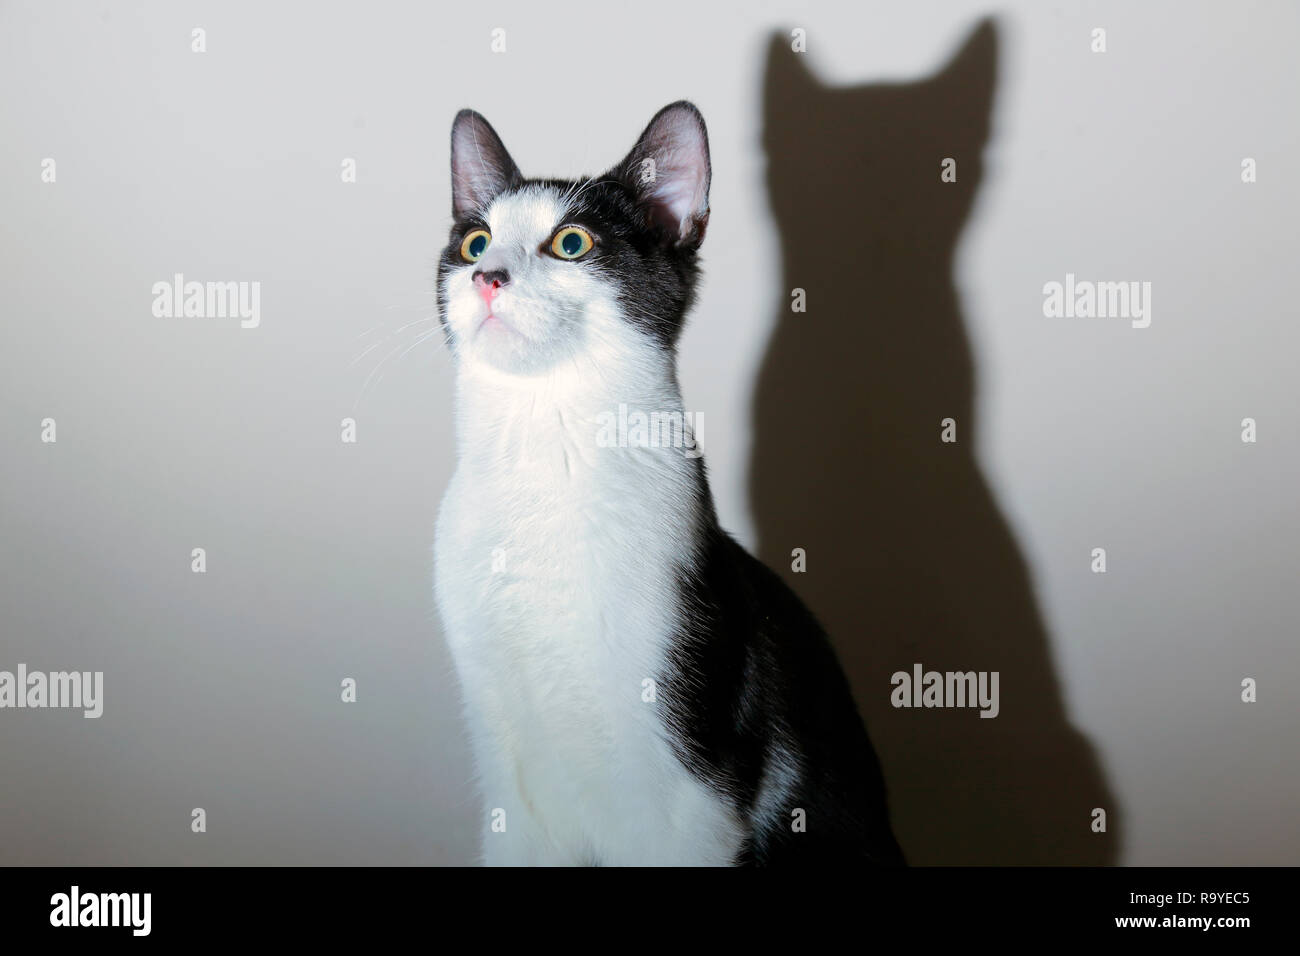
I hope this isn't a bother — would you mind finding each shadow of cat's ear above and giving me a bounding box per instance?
[935,18,998,101]
[762,33,822,114]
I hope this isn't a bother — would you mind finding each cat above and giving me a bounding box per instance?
[433,101,904,866]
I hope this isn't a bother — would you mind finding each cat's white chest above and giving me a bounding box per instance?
[433,386,741,865]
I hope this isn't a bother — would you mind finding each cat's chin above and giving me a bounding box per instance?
[471,313,520,349]
[465,318,525,368]
[462,329,575,379]
[452,306,591,378]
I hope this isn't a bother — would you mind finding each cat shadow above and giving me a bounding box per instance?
[750,20,1120,864]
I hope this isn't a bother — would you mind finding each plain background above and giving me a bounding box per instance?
[1,0,1296,865]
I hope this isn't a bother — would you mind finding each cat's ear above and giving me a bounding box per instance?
[615,101,711,248]
[450,109,522,219]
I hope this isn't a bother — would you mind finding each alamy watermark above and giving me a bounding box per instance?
[152,273,260,328]
[891,663,999,718]
[50,886,150,936]
[1042,273,1151,328]
[0,664,103,718]
[595,403,703,458]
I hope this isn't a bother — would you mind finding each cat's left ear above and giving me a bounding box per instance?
[615,101,711,248]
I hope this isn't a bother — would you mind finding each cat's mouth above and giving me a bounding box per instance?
[477,309,504,331]
[476,309,520,339]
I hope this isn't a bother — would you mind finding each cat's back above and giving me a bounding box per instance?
[665,520,906,865]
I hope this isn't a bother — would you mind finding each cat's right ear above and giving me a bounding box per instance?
[450,110,522,220]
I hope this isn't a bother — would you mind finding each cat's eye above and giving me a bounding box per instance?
[550,226,594,260]
[460,229,491,263]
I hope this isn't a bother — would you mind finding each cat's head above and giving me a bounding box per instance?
[436,102,710,377]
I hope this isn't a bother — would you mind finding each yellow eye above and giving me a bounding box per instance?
[550,226,594,260]
[460,229,491,263]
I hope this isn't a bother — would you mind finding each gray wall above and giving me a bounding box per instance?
[0,0,1295,864]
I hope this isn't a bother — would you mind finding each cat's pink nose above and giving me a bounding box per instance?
[473,269,509,306]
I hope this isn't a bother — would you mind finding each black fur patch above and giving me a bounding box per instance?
[662,463,906,866]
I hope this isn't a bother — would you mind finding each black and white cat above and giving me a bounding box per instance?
[434,102,903,866]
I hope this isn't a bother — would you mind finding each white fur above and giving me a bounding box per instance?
[434,187,742,865]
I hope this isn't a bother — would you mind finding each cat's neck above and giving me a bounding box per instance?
[451,347,688,481]
[445,342,711,575]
